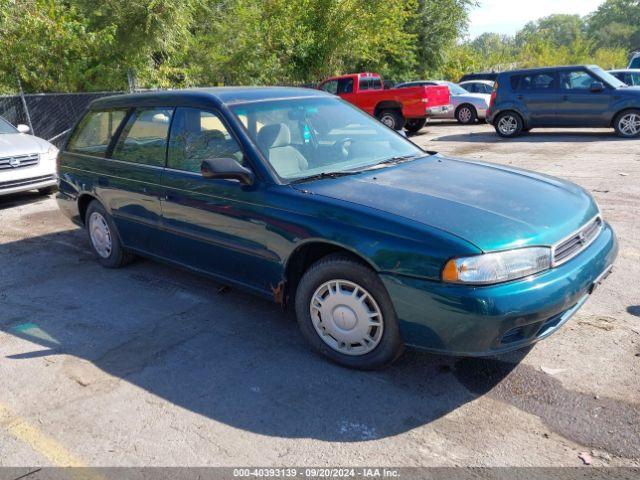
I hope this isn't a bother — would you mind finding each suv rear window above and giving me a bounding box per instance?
[67,109,127,157]
[630,56,640,68]
[518,73,556,91]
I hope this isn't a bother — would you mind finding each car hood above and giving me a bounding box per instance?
[0,133,51,156]
[293,155,599,252]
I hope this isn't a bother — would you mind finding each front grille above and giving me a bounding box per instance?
[553,216,603,265]
[0,174,55,190]
[0,153,40,170]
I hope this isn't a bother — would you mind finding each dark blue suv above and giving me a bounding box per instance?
[486,65,640,138]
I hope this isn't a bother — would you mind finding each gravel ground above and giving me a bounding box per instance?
[0,121,638,468]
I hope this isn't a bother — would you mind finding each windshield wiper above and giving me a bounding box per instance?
[292,170,364,183]
[360,153,427,171]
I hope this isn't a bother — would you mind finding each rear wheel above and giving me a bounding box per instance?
[85,200,134,268]
[377,109,405,131]
[494,111,523,138]
[613,109,640,138]
[456,104,477,124]
[294,254,404,369]
[404,118,426,134]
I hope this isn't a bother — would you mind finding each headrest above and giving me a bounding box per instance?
[257,123,291,149]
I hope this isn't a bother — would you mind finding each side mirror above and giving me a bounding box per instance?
[590,81,605,92]
[17,124,30,134]
[201,157,255,185]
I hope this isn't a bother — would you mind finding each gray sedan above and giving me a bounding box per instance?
[395,80,490,124]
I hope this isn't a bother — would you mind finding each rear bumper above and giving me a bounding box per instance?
[426,104,453,116]
[0,174,57,196]
[381,222,618,356]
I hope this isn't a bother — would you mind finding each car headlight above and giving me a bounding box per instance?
[442,247,552,285]
[42,145,58,161]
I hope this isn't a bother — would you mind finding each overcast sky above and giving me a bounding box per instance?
[467,0,605,39]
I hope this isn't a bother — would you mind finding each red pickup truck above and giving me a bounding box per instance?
[318,72,451,132]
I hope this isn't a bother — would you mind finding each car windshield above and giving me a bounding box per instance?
[445,82,469,95]
[591,66,627,88]
[231,96,425,181]
[0,116,18,134]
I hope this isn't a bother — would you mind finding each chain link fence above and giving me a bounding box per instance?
[0,91,122,147]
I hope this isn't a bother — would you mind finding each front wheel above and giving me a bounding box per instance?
[85,200,135,268]
[377,109,405,131]
[404,118,427,134]
[613,109,640,138]
[494,111,523,138]
[294,254,404,369]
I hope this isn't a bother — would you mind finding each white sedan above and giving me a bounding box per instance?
[395,81,490,124]
[0,116,58,196]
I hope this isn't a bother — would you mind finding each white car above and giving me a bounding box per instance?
[459,79,495,94]
[0,116,58,197]
[396,81,490,124]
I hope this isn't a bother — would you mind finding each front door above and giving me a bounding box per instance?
[103,107,173,254]
[159,107,281,294]
[556,68,616,127]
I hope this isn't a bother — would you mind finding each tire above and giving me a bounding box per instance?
[494,111,523,138]
[404,118,426,134]
[294,253,404,370]
[38,186,57,195]
[377,109,405,131]
[85,200,134,268]
[613,109,640,138]
[455,104,477,124]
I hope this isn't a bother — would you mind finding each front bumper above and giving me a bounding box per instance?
[0,174,57,196]
[381,222,618,356]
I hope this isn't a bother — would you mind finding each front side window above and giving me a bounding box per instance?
[112,108,173,166]
[168,108,243,173]
[560,70,598,90]
[231,97,424,180]
[519,73,556,91]
[67,110,126,157]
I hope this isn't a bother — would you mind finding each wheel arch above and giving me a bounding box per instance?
[610,107,640,127]
[77,193,98,225]
[374,101,403,117]
[283,240,378,306]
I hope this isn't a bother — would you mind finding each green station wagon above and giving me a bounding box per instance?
[57,88,618,369]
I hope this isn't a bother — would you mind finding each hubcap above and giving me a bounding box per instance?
[310,280,384,356]
[459,107,472,123]
[380,114,395,128]
[498,115,517,135]
[619,113,640,136]
[89,212,112,259]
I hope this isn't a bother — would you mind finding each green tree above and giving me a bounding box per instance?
[515,14,586,48]
[588,0,640,50]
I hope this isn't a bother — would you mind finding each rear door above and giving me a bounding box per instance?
[515,71,559,126]
[100,107,173,254]
[556,68,616,127]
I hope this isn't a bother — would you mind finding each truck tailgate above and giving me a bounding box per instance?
[423,85,450,107]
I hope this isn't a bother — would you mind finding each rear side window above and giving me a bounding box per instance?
[112,108,173,166]
[168,108,243,174]
[518,73,556,91]
[509,76,520,90]
[67,110,126,157]
[337,78,354,94]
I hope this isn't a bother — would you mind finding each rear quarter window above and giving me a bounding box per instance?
[67,109,127,157]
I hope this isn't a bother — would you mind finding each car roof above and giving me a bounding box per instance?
[90,87,330,110]
[460,79,494,84]
[608,69,640,73]
[499,65,600,76]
